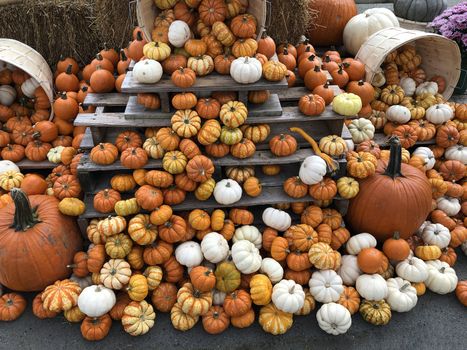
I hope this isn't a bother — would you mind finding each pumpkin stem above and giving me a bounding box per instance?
[120,49,128,62]
[136,31,143,42]
[10,188,41,231]
[96,53,104,61]
[289,127,338,171]
[384,136,403,179]
[393,231,400,239]
[65,64,73,75]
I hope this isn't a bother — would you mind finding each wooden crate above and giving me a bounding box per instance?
[75,70,350,232]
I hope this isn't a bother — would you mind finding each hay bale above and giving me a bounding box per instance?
[267,0,315,45]
[0,0,135,67]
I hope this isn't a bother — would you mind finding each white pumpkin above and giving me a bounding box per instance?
[346,233,377,255]
[233,225,262,249]
[344,8,399,56]
[337,255,362,286]
[345,139,355,152]
[272,279,305,314]
[386,277,417,312]
[21,77,40,98]
[0,85,16,106]
[213,179,242,205]
[400,77,416,96]
[260,258,284,283]
[0,160,20,175]
[262,207,291,231]
[316,303,352,336]
[421,223,451,248]
[168,20,191,47]
[425,104,453,125]
[436,197,461,217]
[395,257,428,282]
[201,232,229,263]
[231,240,262,274]
[372,68,386,88]
[386,105,411,124]
[212,289,226,306]
[77,285,116,317]
[348,118,375,143]
[356,274,388,301]
[175,241,203,267]
[230,57,262,84]
[299,155,327,185]
[444,145,467,165]
[309,270,344,303]
[70,274,93,290]
[133,59,163,84]
[425,260,458,294]
[416,220,431,237]
[47,146,64,164]
[415,81,438,96]
[413,147,435,170]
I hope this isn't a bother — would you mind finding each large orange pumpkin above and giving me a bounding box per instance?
[306,0,357,46]
[347,137,431,241]
[0,189,82,291]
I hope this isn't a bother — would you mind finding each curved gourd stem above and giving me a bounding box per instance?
[289,127,338,171]
[384,136,402,178]
[10,188,41,231]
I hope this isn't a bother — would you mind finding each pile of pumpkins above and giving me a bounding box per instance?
[1,178,466,338]
[0,62,86,164]
[128,0,291,89]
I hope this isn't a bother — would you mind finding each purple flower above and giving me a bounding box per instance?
[430,1,467,49]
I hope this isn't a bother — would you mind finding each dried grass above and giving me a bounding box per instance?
[0,0,135,67]
[0,0,315,66]
[267,0,316,45]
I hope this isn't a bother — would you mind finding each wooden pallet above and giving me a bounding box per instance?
[75,70,350,229]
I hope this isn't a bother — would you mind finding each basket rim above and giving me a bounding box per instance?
[355,27,461,99]
[0,38,54,117]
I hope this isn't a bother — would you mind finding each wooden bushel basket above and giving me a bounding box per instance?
[0,38,54,117]
[356,27,461,99]
[136,0,268,43]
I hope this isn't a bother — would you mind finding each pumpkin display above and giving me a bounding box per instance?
[347,137,432,241]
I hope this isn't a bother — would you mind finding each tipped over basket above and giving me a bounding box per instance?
[0,38,54,116]
[136,0,267,43]
[355,27,461,99]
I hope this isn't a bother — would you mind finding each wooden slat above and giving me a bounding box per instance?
[84,93,130,107]
[124,94,283,120]
[80,186,346,218]
[121,71,288,94]
[74,104,346,128]
[16,159,56,170]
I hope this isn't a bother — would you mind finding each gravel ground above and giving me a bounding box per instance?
[0,255,465,350]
